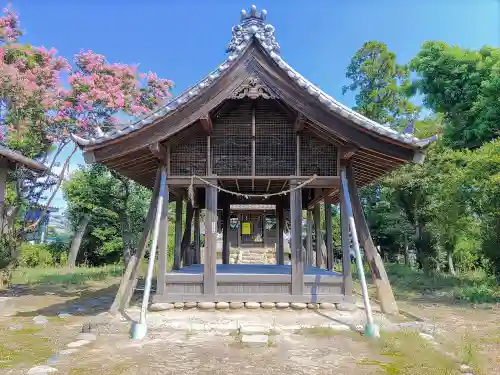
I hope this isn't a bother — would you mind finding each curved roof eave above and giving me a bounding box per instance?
[72,8,435,154]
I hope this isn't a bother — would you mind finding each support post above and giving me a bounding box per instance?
[133,166,168,339]
[156,173,169,295]
[204,182,218,295]
[314,204,323,268]
[339,181,353,297]
[173,195,183,270]
[222,200,230,264]
[237,213,242,250]
[290,180,304,295]
[306,210,313,266]
[109,167,161,315]
[346,164,398,315]
[194,208,201,264]
[276,199,284,265]
[325,203,333,270]
[340,168,379,337]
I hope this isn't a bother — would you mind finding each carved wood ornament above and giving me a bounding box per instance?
[231,76,276,100]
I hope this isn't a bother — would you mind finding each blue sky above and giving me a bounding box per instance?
[8,0,499,209]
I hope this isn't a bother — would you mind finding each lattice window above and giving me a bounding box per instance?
[170,127,207,176]
[212,100,253,176]
[255,101,296,176]
[300,128,338,176]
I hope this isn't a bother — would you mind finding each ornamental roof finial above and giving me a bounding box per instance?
[228,5,279,54]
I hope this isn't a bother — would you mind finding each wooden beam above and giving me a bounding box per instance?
[173,195,183,270]
[199,115,213,134]
[306,209,313,266]
[307,188,325,209]
[346,164,398,314]
[290,180,304,295]
[149,142,167,162]
[339,177,353,296]
[313,204,323,268]
[193,208,201,264]
[204,182,218,295]
[325,203,333,270]
[109,167,162,314]
[276,199,284,265]
[222,201,230,264]
[156,172,170,294]
[339,145,359,160]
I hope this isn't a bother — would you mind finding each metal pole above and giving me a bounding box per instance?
[340,169,379,338]
[133,166,167,339]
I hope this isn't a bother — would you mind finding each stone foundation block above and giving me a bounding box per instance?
[229,302,244,309]
[319,302,335,310]
[307,303,319,309]
[290,302,307,310]
[197,302,215,310]
[275,302,290,309]
[149,302,174,311]
[260,302,275,309]
[216,302,229,310]
[184,302,197,309]
[174,302,185,309]
[244,302,260,309]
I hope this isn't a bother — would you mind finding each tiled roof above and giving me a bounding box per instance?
[72,5,432,149]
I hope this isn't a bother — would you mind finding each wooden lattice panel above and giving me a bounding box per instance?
[300,128,338,176]
[255,101,296,176]
[212,100,253,176]
[170,126,207,176]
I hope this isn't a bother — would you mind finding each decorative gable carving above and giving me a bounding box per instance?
[231,76,276,100]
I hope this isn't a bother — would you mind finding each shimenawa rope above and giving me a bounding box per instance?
[187,174,318,206]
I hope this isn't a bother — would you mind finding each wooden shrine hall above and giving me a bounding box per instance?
[73,6,433,310]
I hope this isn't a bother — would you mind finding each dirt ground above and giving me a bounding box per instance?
[1,279,499,375]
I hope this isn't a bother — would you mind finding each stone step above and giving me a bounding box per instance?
[241,334,269,346]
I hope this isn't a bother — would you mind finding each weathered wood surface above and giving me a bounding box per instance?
[173,195,183,270]
[325,203,333,270]
[339,178,353,297]
[346,164,398,314]
[109,167,161,314]
[193,208,201,264]
[290,181,304,295]
[306,210,313,265]
[222,201,230,264]
[204,182,218,295]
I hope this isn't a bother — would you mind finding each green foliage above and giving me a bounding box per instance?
[342,40,419,127]
[411,42,500,149]
[17,243,53,268]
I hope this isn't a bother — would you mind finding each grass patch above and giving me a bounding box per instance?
[11,264,123,286]
[357,331,458,375]
[356,263,500,304]
[0,324,53,369]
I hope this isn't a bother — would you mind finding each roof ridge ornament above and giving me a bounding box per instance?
[227,5,280,55]
[231,75,276,100]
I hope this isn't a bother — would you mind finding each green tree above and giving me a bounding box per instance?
[410,42,500,149]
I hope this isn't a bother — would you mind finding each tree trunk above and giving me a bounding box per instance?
[404,232,410,266]
[120,212,133,266]
[180,201,194,265]
[447,248,456,276]
[67,213,91,267]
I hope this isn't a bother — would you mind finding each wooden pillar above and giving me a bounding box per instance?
[173,195,183,270]
[325,203,333,270]
[222,200,230,265]
[306,210,313,266]
[262,213,267,248]
[156,173,169,294]
[194,208,201,264]
[204,183,218,295]
[276,199,284,265]
[290,181,304,295]
[346,164,398,314]
[313,204,322,268]
[237,213,242,249]
[339,181,353,297]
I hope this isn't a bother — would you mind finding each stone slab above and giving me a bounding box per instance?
[27,365,58,374]
[241,334,269,346]
[67,340,91,348]
[240,325,270,335]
